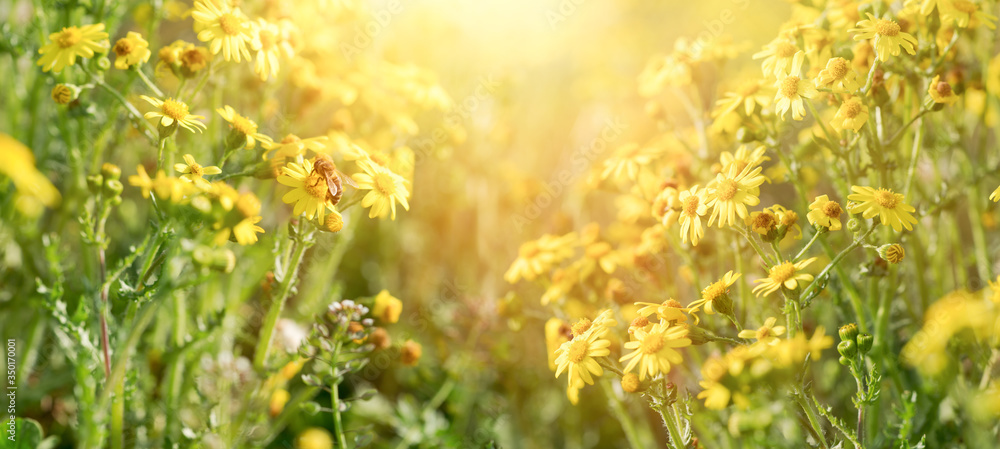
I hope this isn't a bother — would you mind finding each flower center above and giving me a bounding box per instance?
[752,212,777,232]
[572,318,592,336]
[822,201,842,218]
[372,172,398,196]
[843,101,863,118]
[305,171,329,200]
[770,262,796,284]
[702,280,728,302]
[874,189,899,209]
[258,29,276,50]
[281,134,301,144]
[567,340,588,363]
[181,48,210,71]
[682,194,701,216]
[776,42,797,58]
[113,39,134,57]
[232,115,258,136]
[756,327,773,341]
[828,58,849,79]
[161,99,190,121]
[664,299,682,308]
[630,316,649,329]
[874,19,900,37]
[219,13,242,36]
[780,76,800,98]
[953,0,976,13]
[188,163,204,176]
[936,81,953,97]
[57,27,83,48]
[717,179,738,201]
[641,333,665,355]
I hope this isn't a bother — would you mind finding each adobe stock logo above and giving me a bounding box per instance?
[340,0,405,61]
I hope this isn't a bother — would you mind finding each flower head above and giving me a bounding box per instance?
[37,24,109,73]
[807,195,843,231]
[816,57,861,91]
[277,157,334,224]
[773,52,817,121]
[192,0,253,62]
[753,257,818,297]
[217,105,272,149]
[554,327,611,387]
[174,154,221,189]
[373,290,403,323]
[850,14,918,61]
[677,185,708,246]
[251,18,294,81]
[928,75,960,104]
[112,31,151,69]
[689,271,741,317]
[352,160,410,220]
[847,186,918,231]
[738,317,787,345]
[140,96,207,133]
[830,97,869,132]
[619,322,692,380]
[706,164,767,228]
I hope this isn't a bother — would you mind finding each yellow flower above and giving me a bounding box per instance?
[773,51,817,121]
[372,290,403,323]
[807,195,843,231]
[847,186,919,231]
[37,24,109,73]
[635,299,689,324]
[619,322,691,380]
[697,380,733,410]
[745,209,779,237]
[140,96,207,133]
[928,75,960,104]
[850,14,918,61]
[277,157,333,224]
[712,80,771,117]
[941,0,998,29]
[753,257,818,297]
[688,271,741,316]
[174,154,221,189]
[128,165,155,198]
[545,318,572,371]
[738,317,786,345]
[503,233,577,283]
[217,105,272,149]
[720,145,769,176]
[297,428,334,449]
[601,143,660,182]
[112,31,151,69]
[263,134,329,160]
[816,57,861,92]
[0,133,61,214]
[212,192,264,245]
[352,160,410,220]
[554,328,611,387]
[706,164,766,228]
[677,185,708,246]
[752,36,800,78]
[991,185,1000,202]
[51,84,77,104]
[192,0,253,62]
[251,18,293,81]
[830,97,869,132]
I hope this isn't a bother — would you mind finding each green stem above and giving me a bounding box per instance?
[331,342,349,449]
[736,227,773,268]
[253,230,313,371]
[794,229,824,261]
[800,225,877,301]
[136,68,165,97]
[794,390,828,449]
[658,402,686,449]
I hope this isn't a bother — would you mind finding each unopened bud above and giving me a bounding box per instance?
[839,323,859,342]
[857,333,874,354]
[837,340,858,358]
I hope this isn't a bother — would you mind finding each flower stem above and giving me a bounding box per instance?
[330,341,349,449]
[800,224,877,301]
[601,380,644,449]
[253,226,313,371]
[657,402,686,449]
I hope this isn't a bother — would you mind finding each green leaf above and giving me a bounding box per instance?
[0,417,58,449]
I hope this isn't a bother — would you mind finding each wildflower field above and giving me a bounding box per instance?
[2,0,1000,447]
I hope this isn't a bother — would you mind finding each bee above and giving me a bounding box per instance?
[309,154,356,206]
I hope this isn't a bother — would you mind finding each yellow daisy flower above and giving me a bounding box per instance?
[745,209,779,237]
[829,97,869,132]
[372,290,403,323]
[688,271,741,315]
[214,192,265,246]
[807,195,844,231]
[554,328,611,387]
[847,186,919,231]
[504,233,577,283]
[191,0,253,62]
[619,322,691,380]
[941,0,998,29]
[634,299,689,324]
[712,79,771,117]
[37,24,109,73]
[128,165,155,198]
[251,18,294,81]
[720,144,769,176]
[928,75,960,104]
[0,133,61,212]
[262,134,330,160]
[816,57,861,91]
[277,157,333,224]
[752,257,818,297]
[752,36,800,78]
[706,164,767,228]
[738,317,787,345]
[352,160,410,220]
[677,185,708,246]
[850,14,918,61]
[174,154,221,189]
[140,96,207,133]
[217,105,272,149]
[773,51,817,121]
[112,31,151,69]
